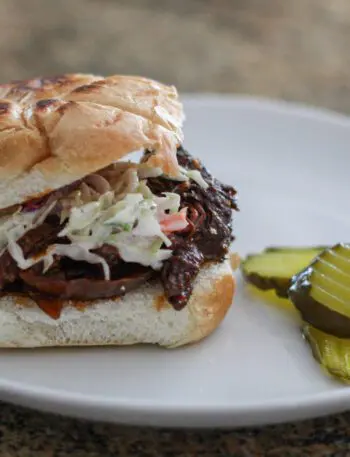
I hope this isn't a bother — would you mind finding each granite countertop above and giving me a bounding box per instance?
[0,0,350,455]
[1,402,349,457]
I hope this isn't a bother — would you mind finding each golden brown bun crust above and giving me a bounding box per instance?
[0,73,184,209]
[186,271,235,346]
[0,259,234,348]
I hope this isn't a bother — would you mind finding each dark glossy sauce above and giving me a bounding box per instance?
[35,298,64,320]
[0,291,64,320]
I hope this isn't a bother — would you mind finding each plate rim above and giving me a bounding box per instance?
[1,376,349,427]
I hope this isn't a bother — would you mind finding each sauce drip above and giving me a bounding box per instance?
[35,298,64,320]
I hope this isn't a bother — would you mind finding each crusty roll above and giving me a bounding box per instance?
[0,74,184,209]
[0,74,237,350]
[0,259,234,349]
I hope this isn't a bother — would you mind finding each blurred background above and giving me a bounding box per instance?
[0,0,349,113]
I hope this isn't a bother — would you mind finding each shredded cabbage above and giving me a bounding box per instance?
[0,211,33,250]
[108,233,172,269]
[0,199,57,253]
[154,193,181,216]
[177,166,209,189]
[186,169,209,189]
[137,164,163,179]
[160,165,208,188]
[137,181,153,199]
[6,236,35,270]
[57,180,186,271]
[1,170,191,275]
[7,238,111,279]
[52,244,110,280]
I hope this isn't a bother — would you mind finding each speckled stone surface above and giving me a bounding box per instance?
[0,402,349,457]
[0,0,350,455]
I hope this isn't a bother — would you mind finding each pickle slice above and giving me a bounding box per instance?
[303,325,350,383]
[289,243,350,338]
[241,246,325,298]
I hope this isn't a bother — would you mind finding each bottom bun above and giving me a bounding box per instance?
[0,259,235,349]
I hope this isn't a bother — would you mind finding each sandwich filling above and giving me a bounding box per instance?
[0,147,237,318]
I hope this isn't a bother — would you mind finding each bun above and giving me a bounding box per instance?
[0,74,184,210]
[0,260,234,349]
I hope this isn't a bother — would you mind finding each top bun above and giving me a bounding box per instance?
[0,74,184,210]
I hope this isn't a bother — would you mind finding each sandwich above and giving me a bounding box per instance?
[0,73,238,348]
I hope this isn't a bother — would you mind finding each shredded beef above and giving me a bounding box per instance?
[147,146,238,309]
[21,182,83,213]
[20,218,65,257]
[0,146,237,315]
[20,266,153,301]
[0,252,17,287]
[92,245,120,269]
[0,218,64,288]
[161,243,203,310]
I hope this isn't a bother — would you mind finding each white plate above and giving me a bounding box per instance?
[0,96,350,428]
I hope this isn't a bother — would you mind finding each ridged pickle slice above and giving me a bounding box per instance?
[303,325,350,383]
[241,246,325,298]
[289,244,350,338]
